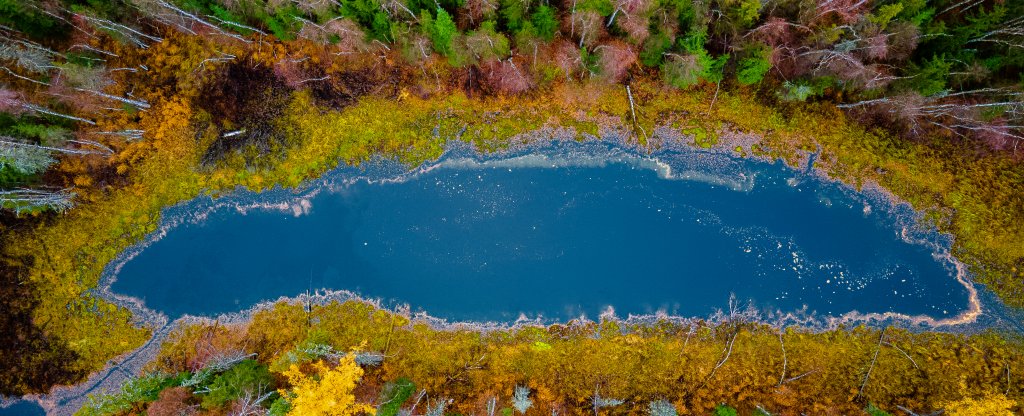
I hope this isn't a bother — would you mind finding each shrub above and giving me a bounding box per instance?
[377,378,416,416]
[201,360,275,409]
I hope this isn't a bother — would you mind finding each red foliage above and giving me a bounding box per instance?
[886,22,920,61]
[292,0,336,14]
[975,119,1022,154]
[812,0,869,25]
[753,17,800,47]
[552,40,583,79]
[565,10,605,48]
[463,0,499,25]
[273,58,308,89]
[596,41,636,82]
[484,58,533,94]
[299,18,368,52]
[862,34,889,60]
[146,387,196,416]
[616,15,650,44]
[0,89,25,114]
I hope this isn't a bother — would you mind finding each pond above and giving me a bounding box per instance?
[108,141,977,324]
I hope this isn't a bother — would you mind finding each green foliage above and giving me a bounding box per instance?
[778,79,827,102]
[468,20,511,61]
[1,116,70,146]
[895,0,933,26]
[499,0,529,32]
[900,55,952,96]
[210,4,253,35]
[530,5,558,41]
[377,378,416,416]
[201,360,276,409]
[576,0,614,16]
[337,0,394,41]
[0,164,37,186]
[261,5,303,41]
[663,30,728,88]
[63,0,134,20]
[0,0,68,40]
[0,141,56,175]
[77,373,182,416]
[868,3,903,29]
[733,0,760,28]
[662,55,700,88]
[736,43,771,85]
[865,404,894,416]
[712,404,738,416]
[268,396,292,416]
[580,46,600,75]
[640,32,674,67]
[423,8,459,56]
[658,0,696,33]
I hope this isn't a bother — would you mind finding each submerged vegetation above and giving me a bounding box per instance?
[0,0,1022,411]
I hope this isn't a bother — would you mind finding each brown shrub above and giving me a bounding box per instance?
[146,387,196,416]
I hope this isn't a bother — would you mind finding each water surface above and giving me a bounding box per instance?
[110,142,972,322]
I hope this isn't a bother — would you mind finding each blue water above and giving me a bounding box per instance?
[0,401,45,416]
[111,144,972,322]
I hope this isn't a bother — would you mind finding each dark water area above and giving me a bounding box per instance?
[0,401,45,416]
[110,142,973,322]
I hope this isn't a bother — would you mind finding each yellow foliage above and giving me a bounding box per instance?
[281,357,376,416]
[942,393,1018,416]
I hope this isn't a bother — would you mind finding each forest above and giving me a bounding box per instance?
[0,0,1022,413]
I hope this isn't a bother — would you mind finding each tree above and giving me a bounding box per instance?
[0,0,68,40]
[639,32,673,66]
[511,385,532,414]
[648,400,677,416]
[465,20,511,63]
[484,57,532,93]
[595,41,636,81]
[423,8,459,56]
[736,42,771,85]
[202,359,275,409]
[278,356,375,416]
[146,387,197,416]
[531,5,558,41]
[0,138,56,174]
[499,0,531,33]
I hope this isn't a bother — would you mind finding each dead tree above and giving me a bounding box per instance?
[839,89,1024,153]
[75,13,163,48]
[0,188,75,214]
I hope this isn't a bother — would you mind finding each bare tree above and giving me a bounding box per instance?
[839,89,1024,154]
[75,13,163,48]
[0,188,75,214]
[130,0,250,43]
[227,383,275,416]
[591,385,624,415]
[512,385,533,414]
[968,15,1024,51]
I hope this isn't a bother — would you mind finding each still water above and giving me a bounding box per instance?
[110,142,973,322]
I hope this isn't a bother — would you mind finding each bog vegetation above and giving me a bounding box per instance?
[78,300,1024,415]
[0,0,1022,412]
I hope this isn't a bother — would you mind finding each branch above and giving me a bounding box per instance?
[858,329,886,398]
